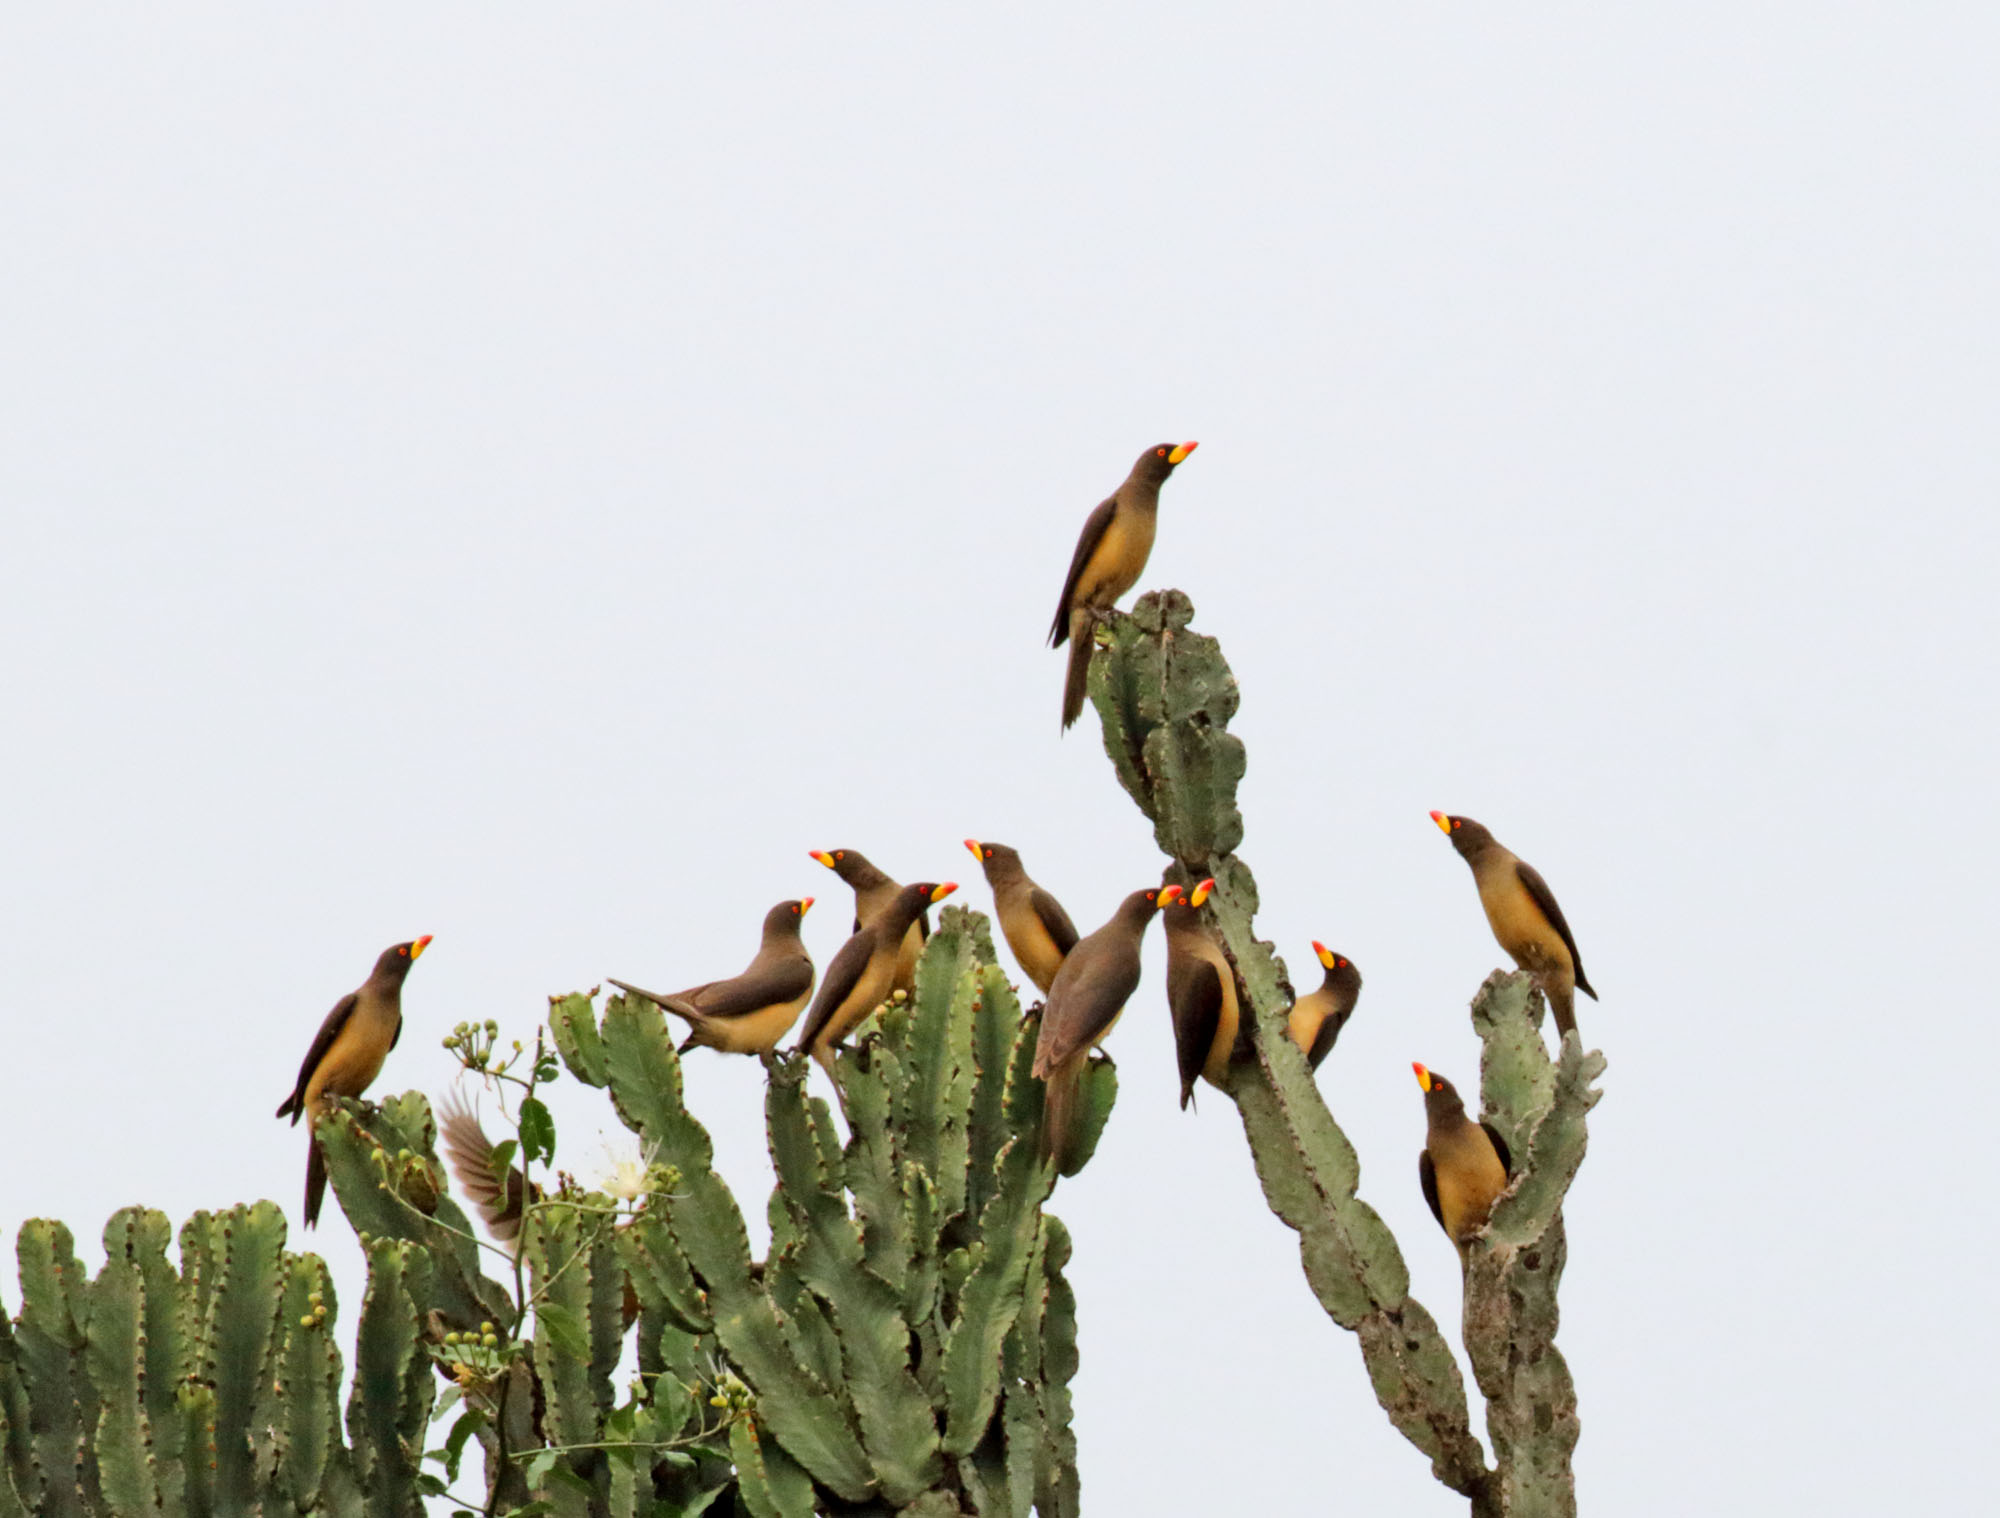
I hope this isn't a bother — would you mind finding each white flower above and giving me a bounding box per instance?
[597,1136,660,1201]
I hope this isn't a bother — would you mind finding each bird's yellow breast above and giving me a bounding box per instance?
[1076,508,1156,609]
[1477,867,1570,975]
[304,1007,400,1120]
[1000,899,1067,994]
[695,990,813,1055]
[816,953,897,1050]
[1431,1127,1509,1245]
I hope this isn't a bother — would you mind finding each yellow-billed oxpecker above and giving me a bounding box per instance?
[1431,812,1596,1040]
[797,881,957,1076]
[810,848,929,998]
[1050,441,1198,729]
[611,898,816,1056]
[1162,878,1243,1109]
[276,935,432,1228]
[1289,944,1363,1071]
[965,839,1080,994]
[1414,1062,1513,1264]
[1032,883,1180,1169]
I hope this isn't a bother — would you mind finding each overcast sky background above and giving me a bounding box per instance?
[4,9,1996,1514]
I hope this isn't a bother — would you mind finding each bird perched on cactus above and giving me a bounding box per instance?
[610,898,816,1056]
[1162,878,1243,1109]
[965,838,1080,994]
[1049,440,1197,729]
[1033,883,1180,1169]
[811,847,930,997]
[1414,1062,1512,1264]
[1288,944,1362,1071]
[797,881,957,1076]
[275,936,431,1227]
[1431,812,1595,1040]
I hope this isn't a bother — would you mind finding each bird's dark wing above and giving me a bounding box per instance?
[1305,1006,1349,1071]
[608,977,710,1022]
[1419,1151,1443,1230]
[1049,495,1118,646]
[1515,860,1593,998]
[1034,942,1140,1074]
[277,991,357,1121]
[1482,1122,1513,1177]
[1031,887,1081,956]
[686,957,813,1021]
[797,931,874,1048]
[1169,955,1223,1109]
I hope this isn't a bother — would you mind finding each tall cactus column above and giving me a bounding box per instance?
[1084,590,1603,1518]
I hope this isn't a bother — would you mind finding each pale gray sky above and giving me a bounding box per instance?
[3,8,1995,1514]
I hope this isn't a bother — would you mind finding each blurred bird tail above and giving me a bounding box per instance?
[1060,629,1092,730]
[1575,970,1598,1001]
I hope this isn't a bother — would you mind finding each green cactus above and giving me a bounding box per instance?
[0,1202,446,1517]
[1084,589,1604,1516]
[584,903,1091,1514]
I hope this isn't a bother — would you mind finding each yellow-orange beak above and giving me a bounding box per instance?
[1157,884,1185,906]
[1429,811,1452,836]
[810,850,837,868]
[930,882,958,903]
[410,934,434,961]
[1167,441,1197,465]
[1189,877,1216,908]
[1412,1061,1433,1092]
[964,838,983,859]
[798,898,814,917]
[1314,941,1336,970]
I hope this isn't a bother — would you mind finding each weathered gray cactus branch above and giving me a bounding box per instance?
[1086,590,1605,1517]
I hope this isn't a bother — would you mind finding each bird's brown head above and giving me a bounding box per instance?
[1133,440,1198,485]
[1413,1061,1469,1119]
[965,839,1023,879]
[809,848,884,889]
[1122,883,1183,926]
[1430,811,1496,861]
[1313,942,1363,1003]
[762,899,813,939]
[375,935,433,981]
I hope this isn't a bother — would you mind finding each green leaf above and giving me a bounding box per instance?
[519,1098,557,1166]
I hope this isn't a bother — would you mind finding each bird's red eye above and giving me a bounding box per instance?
[1155,447,1166,456]
[398,946,408,956]
[835,851,845,860]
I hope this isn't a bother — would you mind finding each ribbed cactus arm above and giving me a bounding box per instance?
[1084,590,1601,1515]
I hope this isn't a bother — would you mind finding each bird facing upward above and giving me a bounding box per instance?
[810,848,929,999]
[1432,812,1596,1041]
[1049,441,1197,730]
[965,839,1080,994]
[609,898,816,1056]
[796,881,957,1076]
[1288,943,1363,1072]
[1033,883,1180,1170]
[275,936,431,1228]
[1414,1062,1513,1265]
